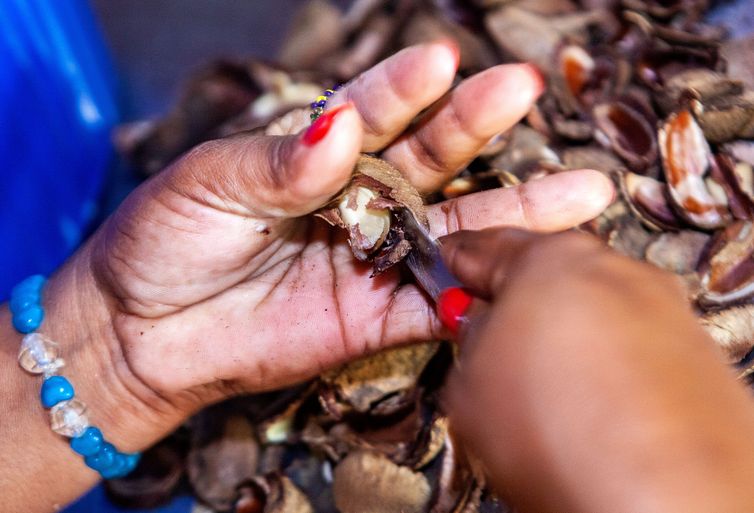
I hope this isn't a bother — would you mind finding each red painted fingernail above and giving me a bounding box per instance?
[523,62,546,97]
[302,103,351,146]
[437,287,473,336]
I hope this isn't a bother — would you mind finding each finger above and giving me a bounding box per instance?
[326,41,459,152]
[426,169,615,238]
[367,171,613,347]
[440,228,603,297]
[440,228,540,296]
[165,103,363,218]
[383,63,544,193]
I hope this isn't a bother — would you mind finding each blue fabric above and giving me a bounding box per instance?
[65,485,194,513]
[0,0,117,299]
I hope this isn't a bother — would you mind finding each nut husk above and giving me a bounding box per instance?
[621,171,682,231]
[700,305,754,364]
[333,450,432,513]
[187,415,259,511]
[317,155,427,270]
[319,342,439,417]
[659,110,731,230]
[699,221,754,307]
[645,230,710,275]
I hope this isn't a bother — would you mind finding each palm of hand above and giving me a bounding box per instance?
[88,42,611,410]
[100,191,423,400]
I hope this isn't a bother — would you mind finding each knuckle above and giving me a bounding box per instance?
[344,77,390,138]
[514,185,537,230]
[487,230,540,289]
[445,200,464,233]
[441,236,463,271]
[410,134,449,175]
[265,137,291,189]
[179,139,226,168]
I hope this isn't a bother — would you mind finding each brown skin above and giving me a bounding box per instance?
[444,228,754,513]
[0,42,614,512]
[11,40,749,512]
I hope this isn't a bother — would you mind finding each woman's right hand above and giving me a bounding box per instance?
[442,228,754,513]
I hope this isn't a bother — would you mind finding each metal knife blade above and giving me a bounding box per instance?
[396,209,462,302]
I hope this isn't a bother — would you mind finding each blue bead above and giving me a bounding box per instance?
[12,306,44,334]
[310,102,317,109]
[324,90,333,96]
[10,292,39,315]
[85,442,116,472]
[102,452,141,479]
[100,453,127,479]
[11,275,45,297]
[40,376,74,408]
[122,452,141,473]
[317,100,327,107]
[70,427,103,456]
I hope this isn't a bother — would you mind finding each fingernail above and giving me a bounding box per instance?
[435,38,460,69]
[522,62,546,98]
[437,287,473,336]
[302,103,351,146]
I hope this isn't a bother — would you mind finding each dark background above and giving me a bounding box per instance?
[89,0,753,122]
[84,0,753,212]
[90,0,352,120]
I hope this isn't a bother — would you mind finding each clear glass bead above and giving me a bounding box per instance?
[18,333,65,375]
[50,399,89,437]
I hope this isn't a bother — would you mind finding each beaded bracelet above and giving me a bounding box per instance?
[309,84,342,122]
[10,275,140,479]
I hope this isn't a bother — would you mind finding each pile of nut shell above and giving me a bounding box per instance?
[112,1,754,512]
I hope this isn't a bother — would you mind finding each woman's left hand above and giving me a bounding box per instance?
[46,41,614,451]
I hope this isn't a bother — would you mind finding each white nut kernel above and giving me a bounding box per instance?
[338,187,391,250]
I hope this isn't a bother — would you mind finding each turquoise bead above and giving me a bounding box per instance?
[11,275,45,297]
[40,376,74,408]
[12,306,44,333]
[100,453,127,479]
[70,427,103,456]
[85,442,116,472]
[122,452,141,474]
[101,452,141,479]
[9,292,39,314]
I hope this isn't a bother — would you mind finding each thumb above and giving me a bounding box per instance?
[440,228,605,298]
[440,228,542,297]
[166,102,363,218]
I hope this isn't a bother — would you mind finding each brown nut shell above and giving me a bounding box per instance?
[659,110,731,230]
[621,171,682,231]
[333,451,431,513]
[699,221,754,307]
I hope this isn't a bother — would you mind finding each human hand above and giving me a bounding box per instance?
[442,228,754,513]
[48,42,613,450]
